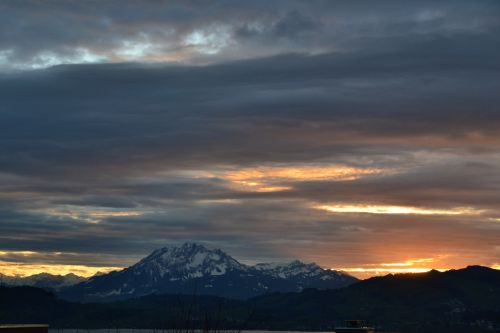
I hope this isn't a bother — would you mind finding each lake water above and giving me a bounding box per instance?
[49,331,323,333]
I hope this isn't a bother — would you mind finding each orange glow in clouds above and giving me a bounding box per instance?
[224,165,383,192]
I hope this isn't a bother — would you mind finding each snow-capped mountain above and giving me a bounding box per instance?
[0,272,86,290]
[61,243,358,302]
[132,243,246,279]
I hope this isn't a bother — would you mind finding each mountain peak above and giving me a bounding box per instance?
[133,242,245,279]
[147,242,210,257]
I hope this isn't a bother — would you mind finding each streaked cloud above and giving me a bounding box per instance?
[314,204,480,216]
[221,165,383,192]
[41,207,144,224]
[224,165,383,182]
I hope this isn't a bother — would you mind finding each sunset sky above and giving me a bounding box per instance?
[0,0,499,279]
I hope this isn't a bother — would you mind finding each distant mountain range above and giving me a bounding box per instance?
[0,272,86,291]
[0,265,498,333]
[60,242,358,301]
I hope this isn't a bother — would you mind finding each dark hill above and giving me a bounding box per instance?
[246,266,500,332]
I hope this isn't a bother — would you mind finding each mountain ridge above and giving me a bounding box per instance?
[0,272,86,290]
[60,242,358,301]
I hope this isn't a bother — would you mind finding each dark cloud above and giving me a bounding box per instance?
[0,0,499,68]
[1,49,499,177]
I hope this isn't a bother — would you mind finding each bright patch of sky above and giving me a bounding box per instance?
[183,26,233,55]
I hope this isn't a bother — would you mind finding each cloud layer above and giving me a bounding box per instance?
[0,0,499,277]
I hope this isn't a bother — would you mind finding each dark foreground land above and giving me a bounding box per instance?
[0,266,498,333]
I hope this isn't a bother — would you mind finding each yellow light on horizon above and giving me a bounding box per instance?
[0,250,123,278]
[380,258,435,267]
[0,261,122,278]
[338,267,446,275]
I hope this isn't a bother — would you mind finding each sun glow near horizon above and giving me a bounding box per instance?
[0,250,123,278]
[339,267,448,279]
[333,256,500,279]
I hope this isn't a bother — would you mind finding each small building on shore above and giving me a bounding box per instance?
[0,325,49,333]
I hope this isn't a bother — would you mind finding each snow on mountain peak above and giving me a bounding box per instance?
[132,242,246,279]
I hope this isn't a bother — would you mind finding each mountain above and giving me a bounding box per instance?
[1,266,499,333]
[61,242,357,301]
[0,272,86,291]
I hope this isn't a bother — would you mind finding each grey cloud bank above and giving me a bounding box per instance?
[0,0,499,69]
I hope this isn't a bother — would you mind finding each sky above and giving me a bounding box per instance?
[0,0,499,279]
